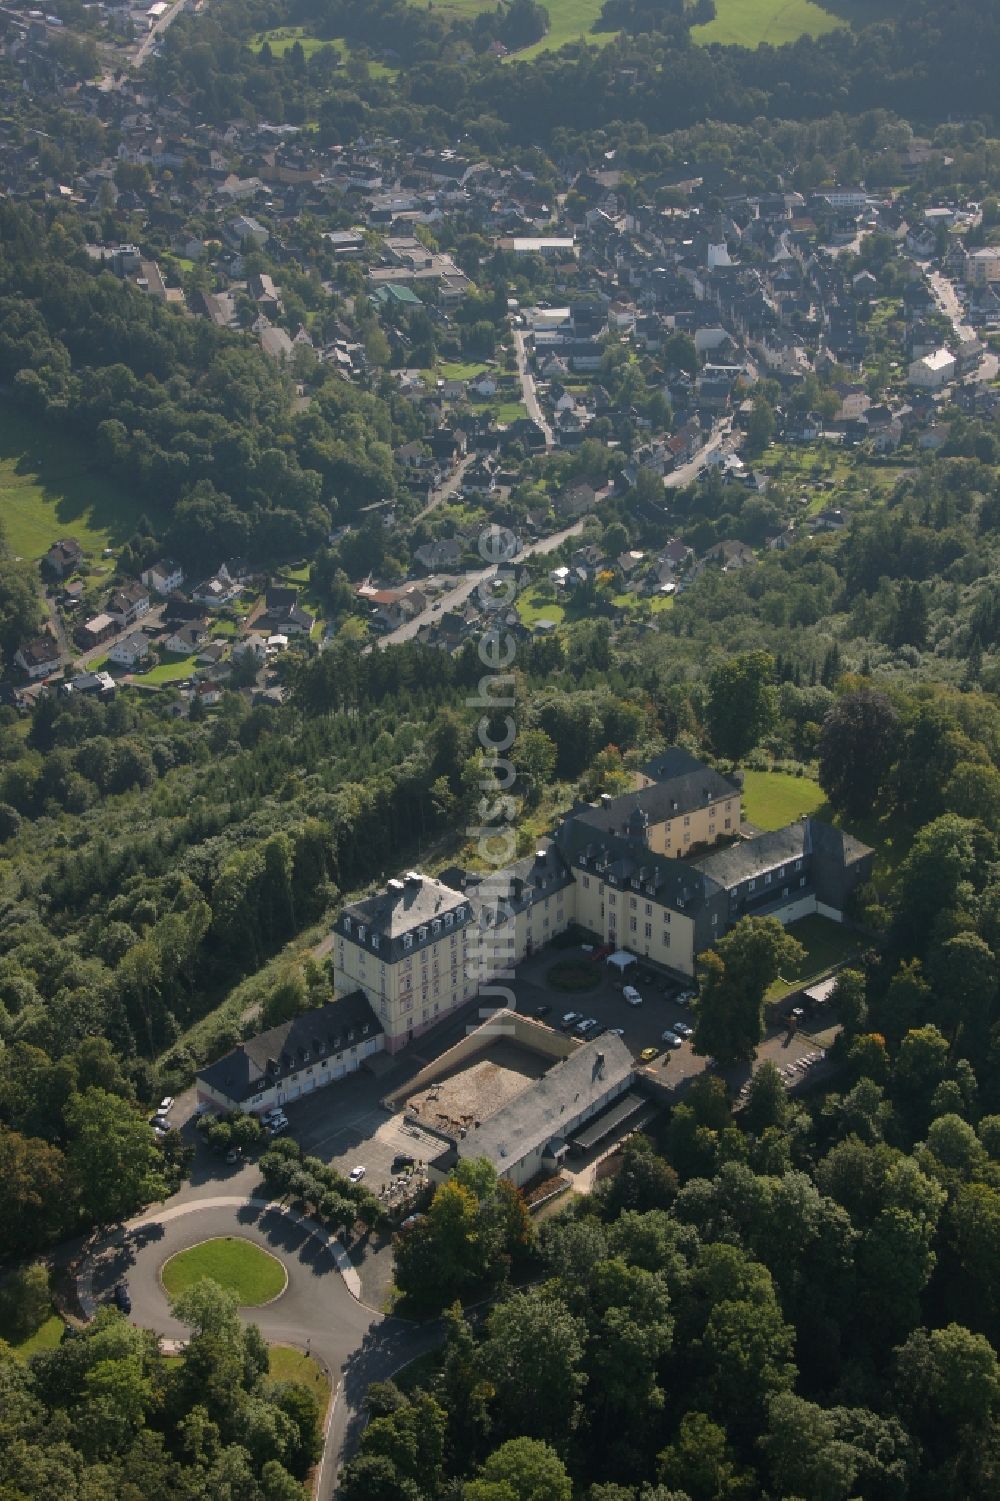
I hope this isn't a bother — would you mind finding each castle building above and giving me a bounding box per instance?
[333,748,873,1053]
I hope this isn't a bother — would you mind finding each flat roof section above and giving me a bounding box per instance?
[569,1090,647,1153]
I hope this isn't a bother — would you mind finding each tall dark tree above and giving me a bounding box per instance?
[818,687,900,820]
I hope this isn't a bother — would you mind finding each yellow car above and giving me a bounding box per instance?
[639,1046,660,1064]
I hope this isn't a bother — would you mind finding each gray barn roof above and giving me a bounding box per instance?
[458,1032,634,1173]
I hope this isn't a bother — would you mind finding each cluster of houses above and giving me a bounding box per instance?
[8,538,314,709]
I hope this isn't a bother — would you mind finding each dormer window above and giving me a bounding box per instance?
[372,934,380,951]
[403,933,413,951]
[344,916,352,933]
[358,925,366,941]
[444,912,453,928]
[432,919,441,935]
[418,925,428,942]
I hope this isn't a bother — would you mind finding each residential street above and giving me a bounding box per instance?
[513,329,555,447]
[414,452,473,520]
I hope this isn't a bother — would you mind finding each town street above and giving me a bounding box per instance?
[513,329,555,447]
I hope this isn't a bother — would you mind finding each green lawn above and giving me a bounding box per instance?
[507,0,618,59]
[741,770,828,830]
[767,913,861,999]
[492,400,528,424]
[436,360,492,381]
[517,591,565,626]
[268,1346,332,1420]
[0,1308,65,1360]
[250,27,397,75]
[0,408,151,563]
[693,0,844,47]
[144,653,199,684]
[161,1238,287,1305]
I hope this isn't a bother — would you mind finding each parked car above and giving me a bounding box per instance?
[392,1153,416,1172]
[267,1118,288,1136]
[675,990,696,1007]
[673,1021,694,1039]
[261,1107,286,1126]
[639,1046,660,1063]
[348,1165,366,1183]
[113,1281,131,1314]
[225,1146,242,1164]
[533,1003,552,1018]
[623,985,643,1006]
[608,1027,626,1037]
[575,1018,600,1037]
[661,1031,683,1049]
[561,1010,583,1029]
[590,943,614,963]
[158,1096,174,1114]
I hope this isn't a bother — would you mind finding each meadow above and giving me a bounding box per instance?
[0,408,146,563]
[692,0,844,48]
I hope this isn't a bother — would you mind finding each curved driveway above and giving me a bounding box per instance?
[85,1198,440,1499]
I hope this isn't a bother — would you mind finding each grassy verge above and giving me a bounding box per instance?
[268,1346,332,1421]
[161,1238,287,1305]
[740,770,828,830]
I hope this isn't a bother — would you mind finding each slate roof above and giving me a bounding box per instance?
[572,761,740,837]
[198,992,382,1105]
[690,821,810,888]
[340,873,472,961]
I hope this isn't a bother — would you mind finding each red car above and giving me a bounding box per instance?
[590,943,614,963]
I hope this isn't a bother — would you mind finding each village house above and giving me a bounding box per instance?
[43,537,84,579]
[141,559,184,595]
[106,581,151,628]
[165,621,210,655]
[107,631,151,668]
[14,636,62,680]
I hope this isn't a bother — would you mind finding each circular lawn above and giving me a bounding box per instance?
[546,959,601,992]
[160,1237,288,1306]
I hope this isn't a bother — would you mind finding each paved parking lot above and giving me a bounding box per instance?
[509,946,706,1083]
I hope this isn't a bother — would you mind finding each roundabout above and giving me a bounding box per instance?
[81,1194,442,1500]
[160,1235,288,1305]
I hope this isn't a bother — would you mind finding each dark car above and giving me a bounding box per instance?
[114,1281,131,1314]
[392,1152,416,1172]
[533,1003,552,1018]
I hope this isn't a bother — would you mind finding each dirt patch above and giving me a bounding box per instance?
[403,1040,547,1135]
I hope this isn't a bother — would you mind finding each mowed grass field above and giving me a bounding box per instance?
[741,770,828,830]
[0,408,145,563]
[692,0,844,47]
[161,1238,287,1305]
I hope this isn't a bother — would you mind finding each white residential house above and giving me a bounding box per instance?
[15,637,61,680]
[107,632,151,668]
[141,559,184,595]
[908,348,956,389]
[106,581,151,627]
[165,622,210,655]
